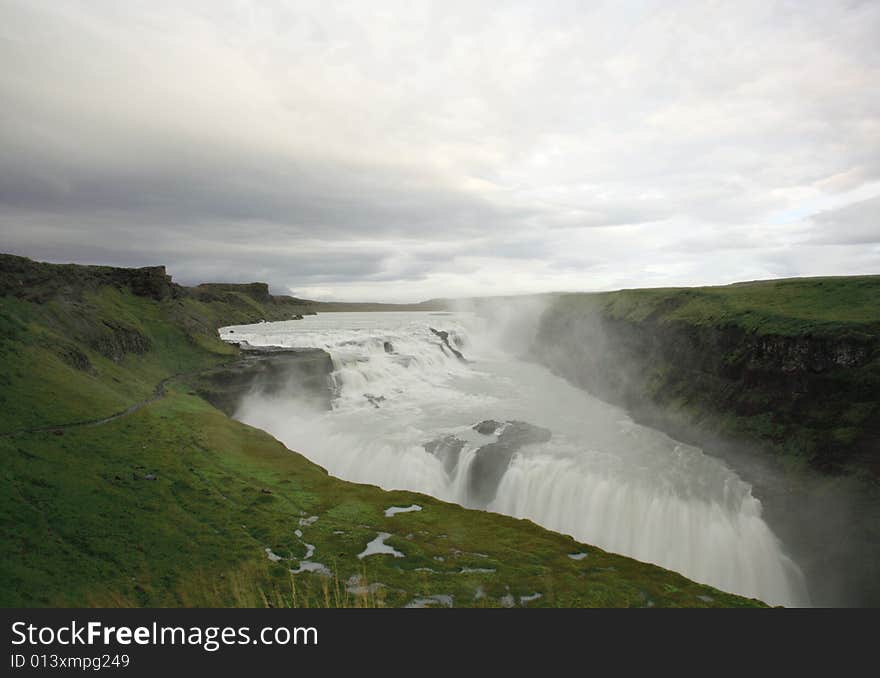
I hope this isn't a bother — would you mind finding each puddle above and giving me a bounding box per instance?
[358,532,405,559]
[568,552,588,561]
[405,594,453,608]
[520,592,543,605]
[384,504,423,517]
[265,548,284,562]
[290,561,331,576]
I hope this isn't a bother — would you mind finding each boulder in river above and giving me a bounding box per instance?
[365,393,386,408]
[384,341,394,353]
[473,420,503,435]
[468,420,552,506]
[424,435,466,475]
[430,327,467,363]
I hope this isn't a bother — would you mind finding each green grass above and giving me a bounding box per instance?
[0,254,763,607]
[580,275,880,337]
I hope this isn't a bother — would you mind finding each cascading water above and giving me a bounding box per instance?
[221,311,809,607]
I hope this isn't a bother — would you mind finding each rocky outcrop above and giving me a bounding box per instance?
[423,420,552,504]
[192,282,272,303]
[365,393,386,408]
[430,327,467,362]
[468,420,552,506]
[424,435,466,474]
[89,320,152,361]
[191,344,334,415]
[0,254,179,302]
[56,343,94,372]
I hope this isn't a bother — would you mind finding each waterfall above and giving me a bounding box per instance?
[221,311,809,607]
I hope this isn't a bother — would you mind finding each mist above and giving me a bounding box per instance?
[522,294,879,607]
[220,304,821,606]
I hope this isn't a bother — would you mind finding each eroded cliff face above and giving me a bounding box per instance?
[188,344,334,415]
[535,303,880,476]
[533,295,880,607]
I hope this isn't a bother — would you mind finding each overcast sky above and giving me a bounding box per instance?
[1,1,878,301]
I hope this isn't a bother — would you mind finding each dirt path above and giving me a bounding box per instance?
[0,367,224,439]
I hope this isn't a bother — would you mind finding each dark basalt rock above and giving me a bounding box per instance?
[90,321,152,362]
[383,341,394,354]
[193,282,271,303]
[424,435,466,475]
[0,254,179,303]
[473,420,502,435]
[430,327,467,362]
[56,343,94,372]
[468,420,552,506]
[365,393,386,408]
[191,345,334,415]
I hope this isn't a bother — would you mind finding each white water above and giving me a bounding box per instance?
[221,311,808,607]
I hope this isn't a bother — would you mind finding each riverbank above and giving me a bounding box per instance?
[0,253,757,607]
[529,278,880,606]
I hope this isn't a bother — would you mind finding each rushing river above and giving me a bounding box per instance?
[221,311,808,607]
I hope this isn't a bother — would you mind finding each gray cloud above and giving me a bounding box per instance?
[808,196,880,245]
[1,0,879,301]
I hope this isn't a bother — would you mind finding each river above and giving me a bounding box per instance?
[220,311,808,607]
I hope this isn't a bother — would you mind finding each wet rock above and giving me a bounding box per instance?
[365,393,386,408]
[191,347,334,414]
[497,420,552,448]
[430,327,467,362]
[473,420,502,435]
[383,341,394,353]
[424,435,465,474]
[468,420,551,506]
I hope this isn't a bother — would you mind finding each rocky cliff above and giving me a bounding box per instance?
[190,343,334,415]
[535,280,880,476]
[531,278,880,606]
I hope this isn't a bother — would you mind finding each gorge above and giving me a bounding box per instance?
[2,254,876,607]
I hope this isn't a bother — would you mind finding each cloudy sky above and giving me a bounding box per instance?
[1,0,878,301]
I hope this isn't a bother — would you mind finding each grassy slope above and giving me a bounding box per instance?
[597,275,880,337]
[0,256,758,608]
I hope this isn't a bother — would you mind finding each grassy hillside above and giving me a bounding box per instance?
[0,254,757,608]
[595,275,880,337]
